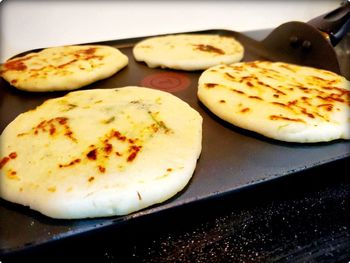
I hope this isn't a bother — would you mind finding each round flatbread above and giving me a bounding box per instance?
[198,61,350,143]
[0,87,202,219]
[0,45,128,92]
[133,34,244,71]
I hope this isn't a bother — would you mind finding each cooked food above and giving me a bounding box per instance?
[133,34,244,71]
[0,45,128,92]
[0,87,202,219]
[198,61,350,143]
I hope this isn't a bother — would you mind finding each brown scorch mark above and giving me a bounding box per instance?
[86,149,97,160]
[25,117,77,142]
[205,83,218,88]
[317,104,334,111]
[2,55,36,72]
[231,88,245,95]
[248,96,263,100]
[0,157,10,170]
[58,59,78,69]
[0,152,17,169]
[193,44,225,55]
[98,166,106,173]
[58,158,81,168]
[56,112,172,173]
[127,145,143,162]
[269,115,305,123]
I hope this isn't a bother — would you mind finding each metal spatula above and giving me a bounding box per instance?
[261,1,350,76]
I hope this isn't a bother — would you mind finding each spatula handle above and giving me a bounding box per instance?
[308,1,350,46]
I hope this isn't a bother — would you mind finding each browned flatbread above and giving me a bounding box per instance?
[0,45,128,92]
[0,87,202,219]
[198,61,350,143]
[133,34,244,70]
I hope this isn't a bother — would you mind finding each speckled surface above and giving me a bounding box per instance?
[130,160,350,263]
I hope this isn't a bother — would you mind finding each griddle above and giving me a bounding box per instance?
[1,7,350,256]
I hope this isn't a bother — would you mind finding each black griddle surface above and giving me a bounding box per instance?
[1,29,349,256]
